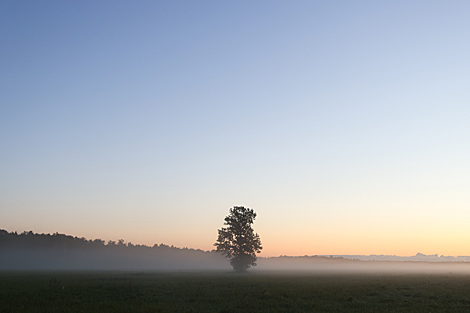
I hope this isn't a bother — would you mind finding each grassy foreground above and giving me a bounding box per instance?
[2,270,470,312]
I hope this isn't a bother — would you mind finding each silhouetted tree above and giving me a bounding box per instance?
[214,206,262,272]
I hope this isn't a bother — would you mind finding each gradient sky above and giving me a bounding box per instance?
[1,1,469,257]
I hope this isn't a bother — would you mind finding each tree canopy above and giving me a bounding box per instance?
[214,206,262,272]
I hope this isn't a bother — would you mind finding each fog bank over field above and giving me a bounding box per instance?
[326,253,470,262]
[3,230,470,273]
[0,247,229,271]
[256,256,470,274]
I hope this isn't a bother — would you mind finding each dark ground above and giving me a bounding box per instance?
[2,270,470,312]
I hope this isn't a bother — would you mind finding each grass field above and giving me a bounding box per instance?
[2,270,470,312]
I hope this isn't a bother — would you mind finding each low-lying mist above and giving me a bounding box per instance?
[255,256,470,274]
[3,229,470,273]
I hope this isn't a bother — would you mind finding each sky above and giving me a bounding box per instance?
[1,1,469,257]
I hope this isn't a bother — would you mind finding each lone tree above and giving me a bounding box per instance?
[214,206,262,272]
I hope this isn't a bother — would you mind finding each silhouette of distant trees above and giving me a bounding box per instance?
[0,229,213,252]
[214,206,262,272]
[0,229,226,270]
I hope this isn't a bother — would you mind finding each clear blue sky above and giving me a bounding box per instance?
[1,1,469,256]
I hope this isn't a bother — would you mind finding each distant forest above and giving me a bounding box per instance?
[0,229,228,270]
[0,229,209,252]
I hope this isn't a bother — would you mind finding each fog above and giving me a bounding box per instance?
[255,256,470,275]
[3,248,470,274]
[0,247,230,271]
[3,230,470,273]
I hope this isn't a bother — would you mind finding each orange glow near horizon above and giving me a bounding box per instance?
[4,222,470,258]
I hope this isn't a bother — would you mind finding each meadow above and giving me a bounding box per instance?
[2,270,470,312]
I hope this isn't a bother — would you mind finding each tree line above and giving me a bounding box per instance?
[0,229,199,251]
[0,229,227,271]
